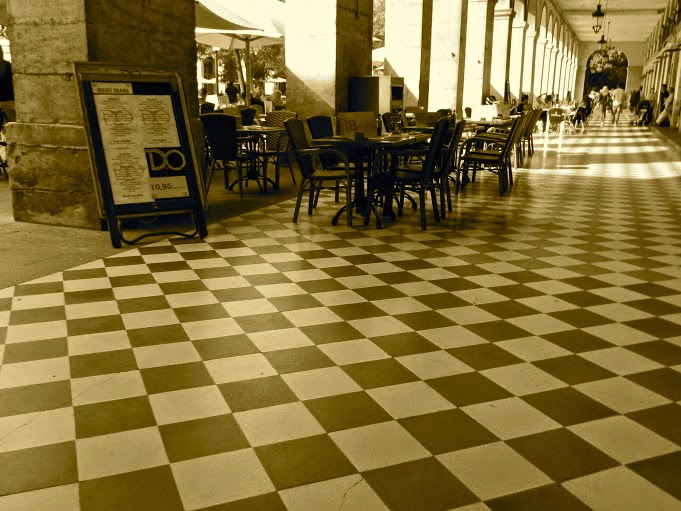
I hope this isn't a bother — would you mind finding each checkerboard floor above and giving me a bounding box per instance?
[1,123,681,510]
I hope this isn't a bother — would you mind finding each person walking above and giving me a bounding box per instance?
[611,83,626,126]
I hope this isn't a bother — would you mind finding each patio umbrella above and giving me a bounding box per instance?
[195,0,285,106]
[195,1,256,31]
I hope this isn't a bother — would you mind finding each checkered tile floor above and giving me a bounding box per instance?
[1,122,681,510]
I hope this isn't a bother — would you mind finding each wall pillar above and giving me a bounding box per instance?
[6,0,198,229]
[383,0,430,108]
[489,7,514,100]
[508,20,527,103]
[523,29,538,103]
[534,38,547,100]
[575,64,586,100]
[286,0,372,117]
[427,0,467,114]
[547,46,558,97]
[462,0,497,110]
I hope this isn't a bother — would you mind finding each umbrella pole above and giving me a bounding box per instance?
[246,37,251,106]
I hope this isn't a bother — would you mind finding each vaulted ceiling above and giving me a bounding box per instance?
[556,0,669,43]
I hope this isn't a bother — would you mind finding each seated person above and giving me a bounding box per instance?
[198,88,215,114]
[250,94,265,109]
[225,81,240,104]
[511,94,530,115]
[272,90,285,111]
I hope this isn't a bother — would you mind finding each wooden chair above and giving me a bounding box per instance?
[263,110,298,188]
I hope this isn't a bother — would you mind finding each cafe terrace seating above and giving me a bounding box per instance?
[285,118,355,226]
[458,114,525,197]
[200,113,261,196]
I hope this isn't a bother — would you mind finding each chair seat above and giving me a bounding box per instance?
[462,151,506,161]
[310,168,356,180]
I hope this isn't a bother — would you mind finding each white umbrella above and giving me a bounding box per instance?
[195,0,285,106]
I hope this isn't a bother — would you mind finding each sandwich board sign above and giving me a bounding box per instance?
[75,62,207,248]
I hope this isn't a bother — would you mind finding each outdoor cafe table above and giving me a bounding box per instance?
[311,132,431,227]
[237,125,285,192]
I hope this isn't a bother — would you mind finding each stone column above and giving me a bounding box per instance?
[6,0,198,229]
[508,19,527,104]
[522,28,538,103]
[462,0,498,110]
[383,0,430,108]
[533,38,547,100]
[427,0,467,113]
[547,45,558,97]
[286,0,372,117]
[489,7,514,101]
[556,53,566,99]
[575,64,586,101]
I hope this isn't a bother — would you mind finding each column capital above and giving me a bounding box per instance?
[513,20,528,30]
[494,8,515,20]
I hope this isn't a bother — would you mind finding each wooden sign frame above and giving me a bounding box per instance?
[75,62,207,248]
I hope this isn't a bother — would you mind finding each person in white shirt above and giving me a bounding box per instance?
[611,83,626,126]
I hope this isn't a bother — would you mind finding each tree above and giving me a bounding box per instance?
[585,48,628,91]
[373,0,384,49]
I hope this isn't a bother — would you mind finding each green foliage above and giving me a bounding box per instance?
[585,48,628,90]
[373,0,384,49]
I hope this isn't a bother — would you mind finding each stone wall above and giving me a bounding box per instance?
[6,0,198,229]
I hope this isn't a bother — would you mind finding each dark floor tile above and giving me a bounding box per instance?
[128,324,190,348]
[394,310,456,330]
[627,404,681,446]
[193,492,287,511]
[79,465,185,511]
[0,442,77,496]
[625,317,681,339]
[193,335,259,360]
[533,355,617,385]
[103,255,146,267]
[75,396,156,439]
[174,303,231,323]
[159,280,209,295]
[109,274,158,288]
[160,414,249,462]
[626,340,681,366]
[0,380,71,418]
[1,337,68,364]
[194,267,240,279]
[264,346,335,374]
[479,300,539,319]
[629,451,681,500]
[9,306,65,325]
[354,285,407,301]
[70,349,138,379]
[493,285,545,300]
[219,376,298,412]
[486,483,593,511]
[67,315,125,337]
[400,409,498,454]
[267,294,323,312]
[627,298,681,316]
[234,312,295,333]
[508,428,618,482]
[296,279,347,294]
[64,288,116,305]
[542,330,614,353]
[255,435,356,490]
[625,282,678,297]
[244,274,293,287]
[626,368,681,401]
[211,287,264,303]
[427,372,513,407]
[300,322,364,344]
[363,457,479,511]
[116,296,170,314]
[371,332,439,357]
[549,309,612,328]
[304,391,392,432]
[376,271,423,285]
[464,321,532,342]
[447,343,524,370]
[147,261,192,273]
[141,361,214,394]
[330,303,388,321]
[13,281,64,296]
[342,358,419,389]
[559,291,612,307]
[522,387,617,426]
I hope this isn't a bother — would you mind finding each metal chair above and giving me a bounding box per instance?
[285,118,355,226]
[263,110,297,188]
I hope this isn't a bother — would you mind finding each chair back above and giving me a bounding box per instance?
[381,112,394,132]
[547,107,564,125]
[285,118,316,179]
[240,108,256,126]
[200,102,215,114]
[438,120,466,177]
[420,117,450,182]
[251,104,264,116]
[200,113,238,161]
[265,110,297,152]
[500,115,525,159]
[307,115,338,167]
[523,108,542,137]
[306,115,335,139]
[337,111,376,137]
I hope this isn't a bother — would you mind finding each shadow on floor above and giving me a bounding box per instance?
[0,164,299,289]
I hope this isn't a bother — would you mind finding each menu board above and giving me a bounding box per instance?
[75,63,206,248]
